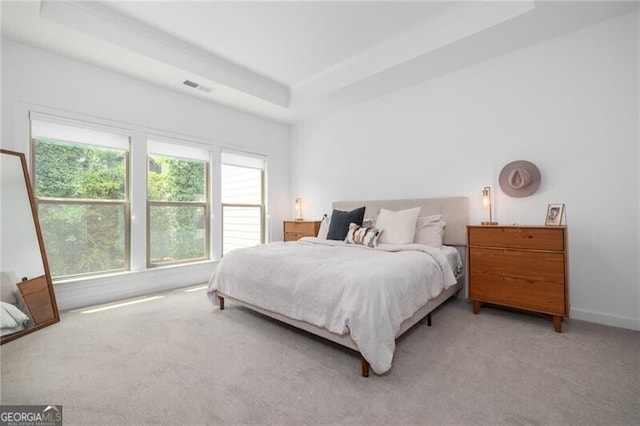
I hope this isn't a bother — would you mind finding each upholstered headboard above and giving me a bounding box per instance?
[332,197,469,246]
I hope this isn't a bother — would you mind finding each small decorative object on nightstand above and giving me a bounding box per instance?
[284,220,321,241]
[467,225,568,332]
[481,186,498,225]
[294,197,303,221]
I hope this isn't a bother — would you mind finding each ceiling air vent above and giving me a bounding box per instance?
[183,79,213,93]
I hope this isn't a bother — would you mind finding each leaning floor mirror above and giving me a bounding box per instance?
[1,149,59,344]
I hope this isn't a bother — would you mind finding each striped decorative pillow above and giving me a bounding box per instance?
[344,223,381,248]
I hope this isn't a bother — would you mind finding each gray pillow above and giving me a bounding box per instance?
[326,207,366,240]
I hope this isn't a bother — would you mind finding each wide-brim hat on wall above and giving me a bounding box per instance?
[499,160,541,198]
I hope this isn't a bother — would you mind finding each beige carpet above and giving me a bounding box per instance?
[1,285,638,425]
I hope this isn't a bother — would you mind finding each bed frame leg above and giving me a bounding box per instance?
[427,313,432,327]
[361,357,370,377]
[218,296,225,311]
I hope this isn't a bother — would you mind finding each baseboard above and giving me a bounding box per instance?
[570,307,640,331]
[458,297,639,331]
[53,261,217,310]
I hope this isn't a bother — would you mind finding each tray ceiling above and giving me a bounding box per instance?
[2,1,637,123]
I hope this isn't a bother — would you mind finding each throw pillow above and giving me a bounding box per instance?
[414,220,446,247]
[344,223,381,248]
[326,207,366,240]
[376,207,421,245]
[317,214,329,239]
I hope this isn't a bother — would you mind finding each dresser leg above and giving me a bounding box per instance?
[472,301,481,314]
[553,315,562,333]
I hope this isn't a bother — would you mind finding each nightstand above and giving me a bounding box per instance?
[467,225,568,332]
[17,275,56,325]
[283,220,321,241]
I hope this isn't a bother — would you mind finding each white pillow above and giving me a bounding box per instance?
[317,214,329,239]
[414,219,446,247]
[419,214,442,224]
[362,218,375,228]
[376,207,421,245]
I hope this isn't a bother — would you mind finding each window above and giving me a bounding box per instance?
[30,111,258,284]
[31,119,130,279]
[147,140,210,266]
[221,151,266,255]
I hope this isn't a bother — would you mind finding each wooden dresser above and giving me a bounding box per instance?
[284,220,321,241]
[467,225,568,332]
[17,275,56,325]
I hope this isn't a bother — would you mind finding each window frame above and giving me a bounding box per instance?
[221,166,266,255]
[30,133,132,280]
[24,108,272,286]
[146,151,211,268]
[220,150,267,257]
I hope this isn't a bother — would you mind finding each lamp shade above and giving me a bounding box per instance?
[481,186,497,225]
[295,197,303,220]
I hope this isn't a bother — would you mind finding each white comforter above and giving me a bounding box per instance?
[207,237,457,374]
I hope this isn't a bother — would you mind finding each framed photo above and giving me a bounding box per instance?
[545,203,565,226]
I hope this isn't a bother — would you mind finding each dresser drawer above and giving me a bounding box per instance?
[469,271,566,315]
[469,248,565,284]
[284,232,305,242]
[468,227,564,251]
[17,275,48,296]
[283,221,320,241]
[284,221,317,234]
[24,291,56,324]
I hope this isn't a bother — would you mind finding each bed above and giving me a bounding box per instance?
[208,197,468,376]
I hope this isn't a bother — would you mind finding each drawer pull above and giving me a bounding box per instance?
[527,235,533,239]
[503,275,536,284]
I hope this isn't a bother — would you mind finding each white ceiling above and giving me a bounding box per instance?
[2,1,638,124]
[107,1,455,87]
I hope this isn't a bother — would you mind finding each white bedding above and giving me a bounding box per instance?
[442,245,463,277]
[207,237,457,374]
[1,301,30,336]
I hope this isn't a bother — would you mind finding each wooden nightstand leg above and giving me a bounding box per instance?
[553,315,562,333]
[472,301,481,314]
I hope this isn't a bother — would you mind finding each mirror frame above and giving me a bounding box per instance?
[1,148,59,344]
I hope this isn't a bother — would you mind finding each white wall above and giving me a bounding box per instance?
[292,12,639,330]
[1,38,291,309]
